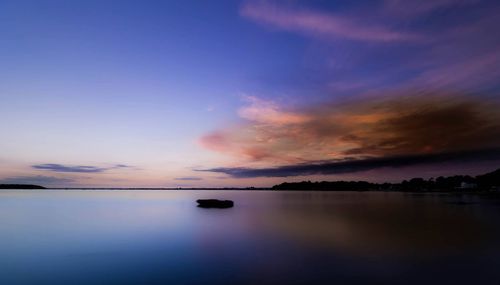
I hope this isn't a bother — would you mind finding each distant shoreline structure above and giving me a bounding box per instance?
[1,168,499,191]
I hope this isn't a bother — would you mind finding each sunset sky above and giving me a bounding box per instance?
[1,0,499,187]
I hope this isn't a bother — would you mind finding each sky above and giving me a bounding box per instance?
[1,0,499,187]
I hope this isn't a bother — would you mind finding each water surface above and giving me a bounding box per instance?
[1,190,499,284]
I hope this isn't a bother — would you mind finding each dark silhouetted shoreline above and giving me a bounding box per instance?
[0,184,46,189]
[272,168,500,192]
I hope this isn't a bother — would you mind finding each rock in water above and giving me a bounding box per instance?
[196,199,234,208]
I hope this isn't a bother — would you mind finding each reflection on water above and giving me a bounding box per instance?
[0,190,499,284]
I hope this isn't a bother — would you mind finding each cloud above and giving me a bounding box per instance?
[200,96,316,163]
[115,164,131,168]
[337,95,500,156]
[240,1,419,42]
[201,93,500,163]
[0,175,75,186]
[241,0,500,94]
[32,163,132,173]
[238,96,310,125]
[199,148,500,178]
[174,177,203,181]
[383,0,479,18]
[199,92,500,176]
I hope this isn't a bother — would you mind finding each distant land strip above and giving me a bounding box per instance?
[1,168,499,191]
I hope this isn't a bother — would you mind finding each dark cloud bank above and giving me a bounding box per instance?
[200,148,500,178]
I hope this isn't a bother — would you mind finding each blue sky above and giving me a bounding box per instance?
[1,0,499,187]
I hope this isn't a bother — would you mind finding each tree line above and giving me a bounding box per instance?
[272,168,500,191]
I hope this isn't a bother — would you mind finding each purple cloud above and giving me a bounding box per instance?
[241,1,419,42]
[32,163,132,173]
[383,0,479,18]
[174,177,203,181]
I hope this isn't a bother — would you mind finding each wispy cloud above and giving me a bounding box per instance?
[199,148,500,178]
[241,1,420,42]
[174,177,203,181]
[241,0,500,94]
[32,163,132,173]
[382,0,479,18]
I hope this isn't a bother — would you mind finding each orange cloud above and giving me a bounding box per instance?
[200,92,500,167]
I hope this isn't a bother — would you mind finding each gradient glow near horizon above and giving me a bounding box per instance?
[1,0,500,187]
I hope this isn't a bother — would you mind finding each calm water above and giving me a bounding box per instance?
[1,190,500,285]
